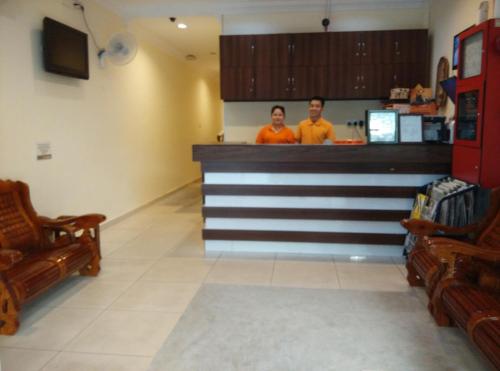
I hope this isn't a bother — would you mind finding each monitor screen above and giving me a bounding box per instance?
[452,34,460,70]
[43,17,89,80]
[366,110,399,144]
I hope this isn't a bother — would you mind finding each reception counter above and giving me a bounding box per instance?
[193,144,452,256]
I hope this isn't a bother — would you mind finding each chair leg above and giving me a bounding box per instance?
[79,254,101,277]
[430,278,453,327]
[406,261,424,287]
[0,283,20,335]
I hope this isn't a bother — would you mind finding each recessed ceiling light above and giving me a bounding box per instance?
[177,23,187,29]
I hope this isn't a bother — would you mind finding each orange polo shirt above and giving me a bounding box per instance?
[256,124,296,144]
[296,117,336,144]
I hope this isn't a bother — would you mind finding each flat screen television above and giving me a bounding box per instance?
[43,17,89,80]
[452,34,460,70]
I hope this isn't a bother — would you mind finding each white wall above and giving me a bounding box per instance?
[0,0,222,221]
[224,100,381,143]
[222,7,429,142]
[429,0,495,118]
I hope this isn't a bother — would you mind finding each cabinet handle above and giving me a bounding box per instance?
[291,44,295,54]
[356,42,361,56]
[362,85,366,89]
[362,42,366,56]
[474,165,479,170]
[251,44,255,54]
[291,77,295,85]
[360,75,364,82]
[354,86,359,90]
[288,44,292,54]
[393,74,397,81]
[356,75,360,82]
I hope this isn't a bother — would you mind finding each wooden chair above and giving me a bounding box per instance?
[424,238,500,369]
[0,180,105,335]
[400,188,500,300]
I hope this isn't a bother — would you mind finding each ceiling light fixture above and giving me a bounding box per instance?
[177,23,187,29]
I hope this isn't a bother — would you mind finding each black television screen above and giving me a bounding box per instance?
[452,34,460,70]
[43,17,89,80]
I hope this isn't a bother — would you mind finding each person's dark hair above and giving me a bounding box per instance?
[271,105,286,115]
[309,96,325,107]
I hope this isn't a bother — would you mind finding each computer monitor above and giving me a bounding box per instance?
[366,110,399,144]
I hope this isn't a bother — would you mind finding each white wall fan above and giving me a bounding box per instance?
[98,33,138,67]
[74,1,138,67]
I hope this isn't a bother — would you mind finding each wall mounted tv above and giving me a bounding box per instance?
[43,17,89,80]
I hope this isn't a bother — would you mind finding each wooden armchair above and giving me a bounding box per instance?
[0,180,105,335]
[424,234,500,369]
[400,188,500,299]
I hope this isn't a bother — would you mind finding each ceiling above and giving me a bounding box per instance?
[132,16,221,72]
[95,0,429,73]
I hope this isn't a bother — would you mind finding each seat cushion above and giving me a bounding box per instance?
[472,319,500,370]
[4,244,93,304]
[442,284,500,330]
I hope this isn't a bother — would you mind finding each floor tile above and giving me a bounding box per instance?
[0,348,56,371]
[272,260,340,289]
[205,259,274,286]
[110,281,200,312]
[65,310,180,356]
[141,257,215,283]
[41,352,152,371]
[0,307,101,350]
[97,258,155,282]
[335,261,411,292]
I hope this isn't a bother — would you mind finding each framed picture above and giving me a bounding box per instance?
[366,110,399,144]
[399,114,424,143]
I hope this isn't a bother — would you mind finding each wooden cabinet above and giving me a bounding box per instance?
[221,67,255,101]
[220,35,255,67]
[220,29,429,101]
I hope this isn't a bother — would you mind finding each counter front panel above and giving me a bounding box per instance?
[193,144,451,256]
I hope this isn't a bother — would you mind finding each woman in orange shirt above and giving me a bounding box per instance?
[255,105,296,144]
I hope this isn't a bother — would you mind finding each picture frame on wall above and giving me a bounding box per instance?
[366,110,399,144]
[399,114,424,143]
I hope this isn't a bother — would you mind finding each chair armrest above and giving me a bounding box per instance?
[39,214,106,244]
[424,237,500,263]
[39,214,105,229]
[0,249,23,271]
[400,218,478,237]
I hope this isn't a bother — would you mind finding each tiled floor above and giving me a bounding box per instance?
[0,182,484,370]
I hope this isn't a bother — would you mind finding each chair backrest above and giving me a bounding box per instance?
[0,180,41,253]
[476,188,500,249]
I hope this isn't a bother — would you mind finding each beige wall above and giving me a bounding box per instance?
[429,0,494,117]
[222,7,429,142]
[0,0,222,221]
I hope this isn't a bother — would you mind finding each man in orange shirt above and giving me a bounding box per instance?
[296,96,335,144]
[256,105,296,144]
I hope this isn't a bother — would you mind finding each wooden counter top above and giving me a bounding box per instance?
[193,144,452,174]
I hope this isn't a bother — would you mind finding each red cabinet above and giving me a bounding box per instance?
[452,19,500,188]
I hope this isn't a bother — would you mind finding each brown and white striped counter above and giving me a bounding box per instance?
[193,144,452,257]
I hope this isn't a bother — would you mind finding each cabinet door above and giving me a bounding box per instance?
[290,66,328,99]
[359,65,386,98]
[326,64,350,99]
[255,67,290,100]
[290,33,329,66]
[221,67,255,101]
[255,34,291,67]
[359,31,383,65]
[220,35,255,67]
[382,30,428,64]
[334,32,362,65]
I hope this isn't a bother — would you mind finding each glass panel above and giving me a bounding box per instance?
[456,91,479,140]
[461,31,483,79]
